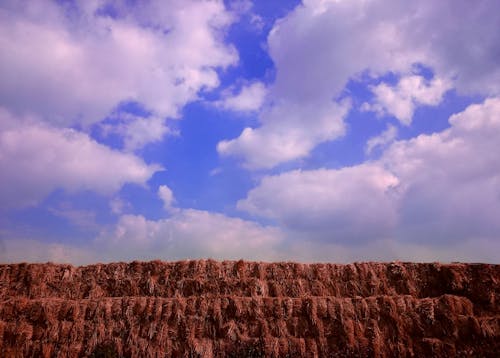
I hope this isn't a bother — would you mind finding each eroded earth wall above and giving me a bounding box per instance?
[0,260,498,357]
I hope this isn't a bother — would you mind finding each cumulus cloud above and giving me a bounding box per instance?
[239,164,400,242]
[1,196,284,263]
[216,82,267,112]
[272,0,500,98]
[93,209,283,262]
[0,0,237,127]
[0,110,160,209]
[0,0,237,209]
[363,75,451,125]
[99,113,175,152]
[218,99,350,169]
[158,185,176,213]
[219,0,500,168]
[121,116,172,151]
[238,98,500,257]
[365,124,398,155]
[381,98,500,243]
[5,92,500,265]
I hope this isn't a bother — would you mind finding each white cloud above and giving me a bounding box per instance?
[0,111,160,209]
[363,75,451,125]
[218,99,350,169]
[219,0,500,168]
[0,0,235,209]
[158,185,176,213]
[100,113,175,152]
[365,124,398,155]
[4,94,500,266]
[238,98,500,255]
[381,98,500,243]
[109,197,130,215]
[0,0,239,195]
[94,209,283,262]
[275,0,500,97]
[239,164,400,242]
[217,82,267,112]
[2,184,284,263]
[228,0,264,32]
[0,0,237,127]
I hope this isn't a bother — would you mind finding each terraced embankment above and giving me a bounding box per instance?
[0,260,498,357]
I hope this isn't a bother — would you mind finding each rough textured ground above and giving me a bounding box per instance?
[0,260,498,357]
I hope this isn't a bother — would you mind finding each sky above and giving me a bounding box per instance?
[1,0,500,264]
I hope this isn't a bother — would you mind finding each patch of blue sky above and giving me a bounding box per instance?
[4,189,107,245]
[144,101,257,213]
[399,91,483,140]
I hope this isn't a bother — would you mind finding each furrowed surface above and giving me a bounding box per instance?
[0,261,498,357]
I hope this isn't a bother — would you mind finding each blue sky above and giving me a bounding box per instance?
[1,0,499,264]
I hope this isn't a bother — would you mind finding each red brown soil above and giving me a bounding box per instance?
[0,260,498,357]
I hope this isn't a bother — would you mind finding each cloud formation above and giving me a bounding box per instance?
[158,185,176,213]
[218,99,350,169]
[0,0,237,126]
[94,209,283,262]
[239,164,399,242]
[217,82,267,112]
[0,0,235,209]
[0,110,160,209]
[99,113,175,152]
[219,0,500,168]
[238,98,500,258]
[1,0,499,265]
[365,125,398,155]
[363,75,451,125]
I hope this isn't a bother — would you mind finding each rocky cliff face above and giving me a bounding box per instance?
[0,260,498,357]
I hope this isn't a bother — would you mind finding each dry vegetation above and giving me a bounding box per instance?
[0,260,498,357]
